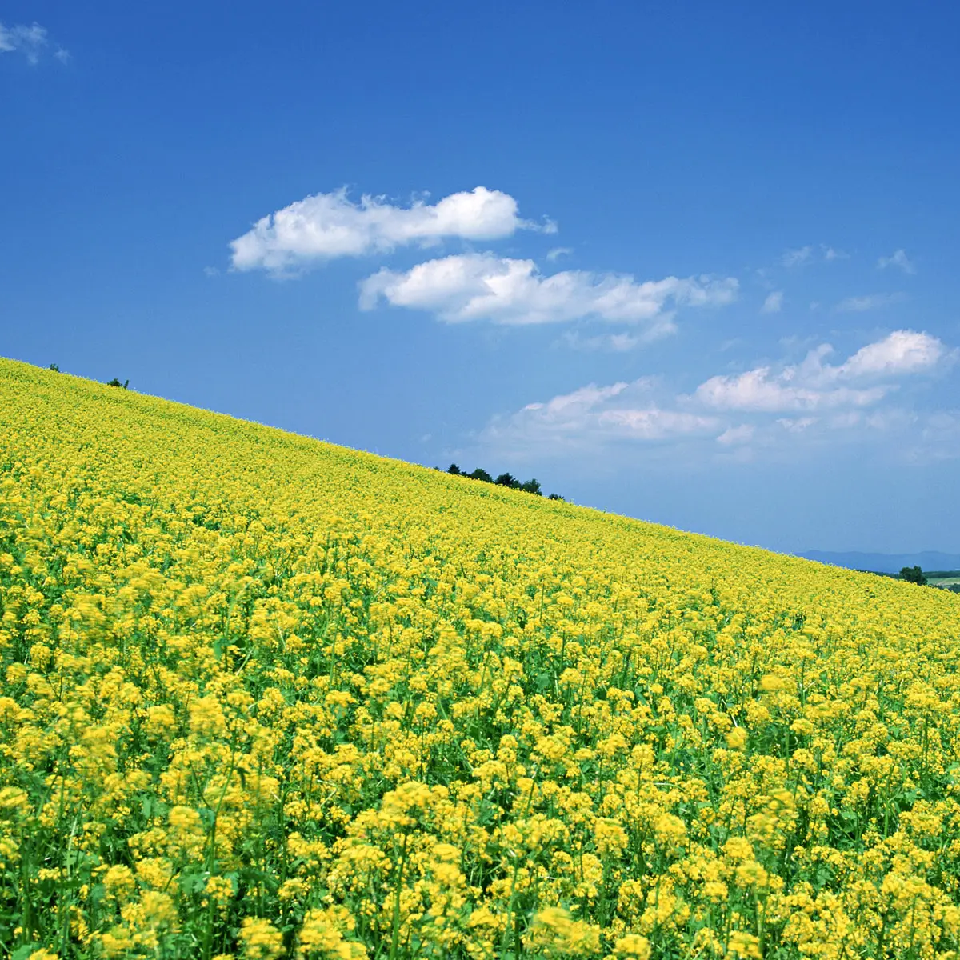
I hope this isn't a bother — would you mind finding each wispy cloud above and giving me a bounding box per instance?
[781,245,814,267]
[760,291,783,314]
[0,20,67,64]
[717,424,755,445]
[912,411,960,462]
[478,379,719,456]
[546,247,573,262]
[781,243,848,267]
[229,186,553,275]
[472,331,955,463]
[558,331,645,352]
[834,292,905,312]
[360,253,738,329]
[878,249,916,274]
[776,417,817,433]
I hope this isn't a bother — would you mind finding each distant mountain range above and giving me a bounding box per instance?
[801,551,960,574]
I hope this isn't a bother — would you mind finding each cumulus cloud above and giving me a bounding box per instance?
[692,330,947,413]
[230,186,550,274]
[360,252,738,329]
[760,291,783,314]
[878,249,916,274]
[834,292,905,312]
[0,20,66,64]
[838,330,947,378]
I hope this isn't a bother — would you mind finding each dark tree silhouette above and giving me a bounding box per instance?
[900,565,927,585]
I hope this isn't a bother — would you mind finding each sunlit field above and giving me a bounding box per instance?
[2,358,960,960]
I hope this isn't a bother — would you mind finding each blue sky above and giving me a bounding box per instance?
[3,1,959,555]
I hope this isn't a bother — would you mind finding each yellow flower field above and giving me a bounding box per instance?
[2,357,959,960]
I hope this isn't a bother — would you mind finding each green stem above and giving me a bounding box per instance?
[388,832,408,960]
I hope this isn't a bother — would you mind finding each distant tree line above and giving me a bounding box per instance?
[438,464,565,501]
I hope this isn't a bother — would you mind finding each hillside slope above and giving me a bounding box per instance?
[2,358,960,960]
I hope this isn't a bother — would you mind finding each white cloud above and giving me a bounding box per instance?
[821,245,849,261]
[360,252,738,329]
[760,291,783,314]
[878,249,916,274]
[598,408,720,439]
[478,379,719,455]
[692,330,947,413]
[837,330,947,378]
[524,381,631,414]
[546,247,573,262]
[834,292,905,312]
[693,368,887,412]
[0,21,64,64]
[230,186,550,274]
[717,424,755,445]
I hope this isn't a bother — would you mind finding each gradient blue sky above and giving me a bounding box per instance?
[3,1,959,555]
